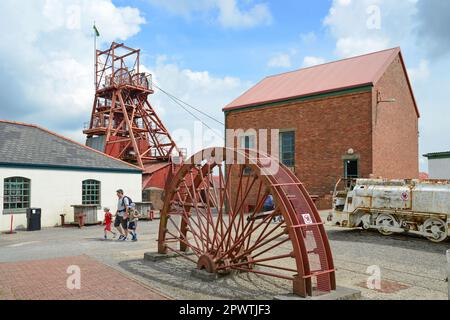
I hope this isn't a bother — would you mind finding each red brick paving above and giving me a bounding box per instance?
[0,255,168,300]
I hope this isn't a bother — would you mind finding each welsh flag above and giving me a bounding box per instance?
[93,24,100,37]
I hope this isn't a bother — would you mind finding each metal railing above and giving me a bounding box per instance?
[102,71,152,90]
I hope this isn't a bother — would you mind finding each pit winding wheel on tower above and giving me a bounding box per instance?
[158,147,336,298]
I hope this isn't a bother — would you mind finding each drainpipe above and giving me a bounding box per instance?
[447,249,450,300]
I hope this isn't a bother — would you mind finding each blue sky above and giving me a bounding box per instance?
[121,0,332,80]
[0,0,449,172]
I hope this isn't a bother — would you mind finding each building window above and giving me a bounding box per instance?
[238,135,256,175]
[239,135,256,150]
[3,177,31,212]
[82,180,101,206]
[280,131,295,167]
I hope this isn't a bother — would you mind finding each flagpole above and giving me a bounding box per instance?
[94,21,97,91]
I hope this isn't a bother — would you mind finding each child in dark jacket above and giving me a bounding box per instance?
[127,204,141,242]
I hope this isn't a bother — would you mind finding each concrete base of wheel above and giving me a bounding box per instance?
[274,286,361,301]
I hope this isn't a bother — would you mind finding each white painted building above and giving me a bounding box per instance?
[423,152,450,179]
[0,120,143,232]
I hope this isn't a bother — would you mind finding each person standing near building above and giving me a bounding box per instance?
[264,194,275,212]
[264,194,281,223]
[115,189,130,241]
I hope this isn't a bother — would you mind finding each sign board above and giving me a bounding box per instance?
[302,213,313,225]
[401,192,409,201]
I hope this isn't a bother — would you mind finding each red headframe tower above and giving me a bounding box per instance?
[84,42,182,189]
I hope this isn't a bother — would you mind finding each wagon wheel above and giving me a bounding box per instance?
[132,73,149,89]
[158,147,336,297]
[376,213,397,236]
[422,218,448,243]
[113,68,132,86]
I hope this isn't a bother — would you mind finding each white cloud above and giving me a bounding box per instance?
[408,59,430,83]
[217,0,272,29]
[337,0,352,6]
[0,0,251,155]
[268,53,292,68]
[147,0,272,29]
[323,0,418,58]
[416,0,450,58]
[334,37,390,58]
[302,56,326,68]
[300,31,317,44]
[322,0,450,172]
[146,0,214,18]
[146,56,252,155]
[0,0,146,138]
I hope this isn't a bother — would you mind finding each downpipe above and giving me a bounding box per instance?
[447,249,450,300]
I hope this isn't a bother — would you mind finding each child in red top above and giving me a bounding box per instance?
[103,207,117,240]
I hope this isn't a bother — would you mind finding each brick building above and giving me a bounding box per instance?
[224,48,420,208]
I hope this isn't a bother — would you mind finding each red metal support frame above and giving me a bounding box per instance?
[84,42,181,187]
[158,147,336,298]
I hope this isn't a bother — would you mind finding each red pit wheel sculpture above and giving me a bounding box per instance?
[158,148,336,297]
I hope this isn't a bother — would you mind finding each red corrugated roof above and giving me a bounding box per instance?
[224,47,419,117]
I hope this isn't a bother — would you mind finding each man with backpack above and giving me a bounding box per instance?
[115,189,133,241]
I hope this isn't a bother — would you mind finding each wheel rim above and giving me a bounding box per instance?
[114,68,132,85]
[376,214,396,236]
[423,218,447,243]
[158,148,336,297]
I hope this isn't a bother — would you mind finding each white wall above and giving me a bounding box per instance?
[428,158,450,179]
[0,167,142,231]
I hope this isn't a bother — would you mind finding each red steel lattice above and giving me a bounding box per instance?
[84,43,181,186]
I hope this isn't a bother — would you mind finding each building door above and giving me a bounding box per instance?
[344,159,358,178]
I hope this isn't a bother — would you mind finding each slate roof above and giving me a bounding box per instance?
[224,47,419,117]
[0,120,142,173]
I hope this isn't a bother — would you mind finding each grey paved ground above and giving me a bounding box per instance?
[0,212,448,300]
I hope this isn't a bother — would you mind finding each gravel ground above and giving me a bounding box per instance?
[0,212,448,300]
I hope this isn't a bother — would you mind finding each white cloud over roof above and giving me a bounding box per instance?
[147,0,272,29]
[0,0,146,141]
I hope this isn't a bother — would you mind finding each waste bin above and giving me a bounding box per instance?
[26,208,41,231]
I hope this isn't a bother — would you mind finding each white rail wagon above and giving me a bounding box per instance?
[330,178,450,242]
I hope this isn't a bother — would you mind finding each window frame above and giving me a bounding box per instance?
[239,134,256,150]
[3,177,31,214]
[279,130,296,168]
[82,179,101,207]
[237,134,257,176]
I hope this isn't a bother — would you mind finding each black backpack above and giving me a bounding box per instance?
[122,196,134,207]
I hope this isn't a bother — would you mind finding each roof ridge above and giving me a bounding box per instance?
[0,119,39,128]
[224,78,264,110]
[0,120,142,171]
[266,47,400,79]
